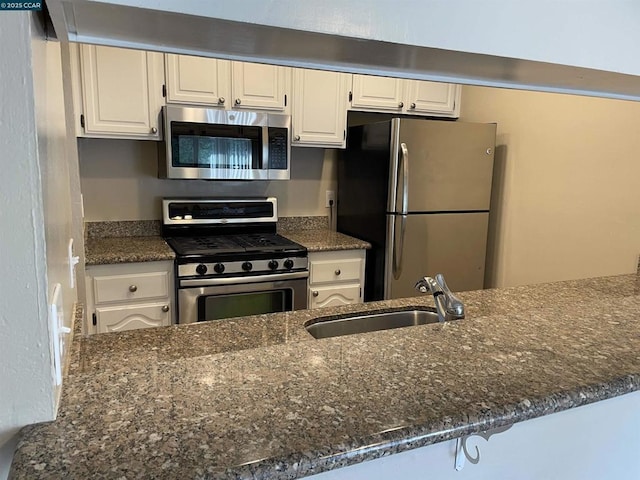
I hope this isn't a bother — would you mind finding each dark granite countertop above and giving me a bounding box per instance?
[84,236,175,265]
[11,274,640,479]
[281,229,371,251]
[84,229,369,265]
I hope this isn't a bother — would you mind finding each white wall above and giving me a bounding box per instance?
[460,85,640,288]
[0,13,55,480]
[79,140,337,220]
[32,16,79,371]
[0,13,81,479]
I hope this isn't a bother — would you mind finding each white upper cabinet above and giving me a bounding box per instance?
[292,69,350,148]
[79,44,164,139]
[405,80,461,117]
[350,74,461,118]
[231,62,290,111]
[350,75,405,111]
[165,54,230,107]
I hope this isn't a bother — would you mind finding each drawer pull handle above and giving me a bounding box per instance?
[129,285,138,293]
[312,291,319,297]
[335,269,341,276]
[162,305,170,312]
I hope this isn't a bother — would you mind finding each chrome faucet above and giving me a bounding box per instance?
[415,273,465,322]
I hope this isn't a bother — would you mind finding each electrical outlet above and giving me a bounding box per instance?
[325,190,336,208]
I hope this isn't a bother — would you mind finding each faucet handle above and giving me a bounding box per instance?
[435,273,464,317]
[415,276,441,294]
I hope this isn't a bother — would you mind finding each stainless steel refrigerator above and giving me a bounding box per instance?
[337,118,496,300]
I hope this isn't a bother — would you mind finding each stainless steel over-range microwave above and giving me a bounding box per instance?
[159,105,291,180]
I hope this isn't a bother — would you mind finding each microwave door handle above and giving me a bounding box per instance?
[262,125,270,171]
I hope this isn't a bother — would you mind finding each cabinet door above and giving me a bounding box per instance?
[96,303,171,333]
[165,54,230,106]
[406,81,460,117]
[309,284,361,309]
[80,45,164,139]
[292,69,349,147]
[231,62,289,111]
[350,75,405,111]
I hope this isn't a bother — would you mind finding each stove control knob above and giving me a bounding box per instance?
[283,259,294,270]
[213,263,225,274]
[242,261,253,272]
[268,260,279,270]
[196,264,208,275]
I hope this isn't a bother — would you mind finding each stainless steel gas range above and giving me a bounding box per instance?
[162,197,308,324]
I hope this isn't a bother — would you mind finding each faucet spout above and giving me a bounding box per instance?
[415,274,465,322]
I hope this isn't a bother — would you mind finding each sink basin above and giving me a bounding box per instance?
[305,308,440,339]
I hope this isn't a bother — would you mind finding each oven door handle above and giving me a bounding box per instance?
[179,271,309,287]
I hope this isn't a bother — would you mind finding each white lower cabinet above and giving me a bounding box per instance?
[308,250,365,309]
[307,390,640,480]
[310,284,361,309]
[95,303,171,333]
[85,261,174,334]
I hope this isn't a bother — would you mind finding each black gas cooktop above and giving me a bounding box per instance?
[165,233,305,257]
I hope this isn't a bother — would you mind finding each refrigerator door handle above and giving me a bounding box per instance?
[391,143,409,280]
[392,214,407,280]
[399,142,409,214]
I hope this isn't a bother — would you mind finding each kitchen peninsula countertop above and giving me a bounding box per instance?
[11,274,640,479]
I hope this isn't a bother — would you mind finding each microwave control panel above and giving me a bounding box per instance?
[268,128,289,170]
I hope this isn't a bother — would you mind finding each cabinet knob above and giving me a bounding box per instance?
[335,269,341,276]
[218,97,225,105]
[129,285,137,293]
[410,102,416,109]
[294,135,300,141]
[235,98,241,105]
[398,102,404,108]
[162,305,170,313]
[150,127,158,134]
[312,291,319,297]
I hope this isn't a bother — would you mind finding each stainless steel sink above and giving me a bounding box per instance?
[305,308,440,339]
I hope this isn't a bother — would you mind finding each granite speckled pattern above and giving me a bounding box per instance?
[10,274,640,479]
[85,229,368,265]
[85,236,175,265]
[85,220,161,238]
[281,229,371,251]
[278,216,329,232]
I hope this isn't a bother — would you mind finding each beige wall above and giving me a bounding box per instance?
[79,140,337,220]
[460,85,640,288]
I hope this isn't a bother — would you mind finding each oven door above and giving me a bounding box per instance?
[177,272,308,324]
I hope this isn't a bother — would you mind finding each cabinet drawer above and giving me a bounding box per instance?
[309,284,361,309]
[93,271,169,304]
[96,302,171,333]
[310,258,362,284]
